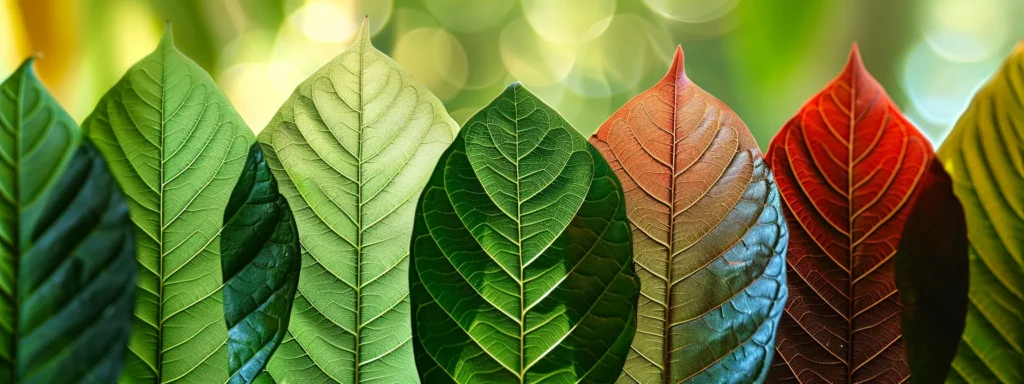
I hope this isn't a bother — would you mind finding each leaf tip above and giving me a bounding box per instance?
[160,21,174,46]
[843,42,867,76]
[665,45,688,85]
[357,16,371,42]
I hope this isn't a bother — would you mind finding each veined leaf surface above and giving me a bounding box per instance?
[410,83,640,384]
[256,21,458,383]
[589,47,788,384]
[765,45,966,383]
[83,28,253,383]
[0,59,136,384]
[222,144,300,384]
[939,43,1024,384]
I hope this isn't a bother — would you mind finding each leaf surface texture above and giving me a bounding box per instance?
[939,44,1024,384]
[0,59,136,383]
[410,83,640,384]
[765,46,965,383]
[83,29,253,383]
[256,22,458,383]
[589,47,788,384]
[222,144,300,384]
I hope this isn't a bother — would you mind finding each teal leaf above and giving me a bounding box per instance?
[410,83,640,383]
[222,144,300,384]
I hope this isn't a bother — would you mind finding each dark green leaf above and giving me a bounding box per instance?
[0,59,136,384]
[222,144,300,384]
[410,83,640,384]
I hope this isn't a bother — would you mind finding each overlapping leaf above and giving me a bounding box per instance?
[0,59,136,384]
[589,47,788,384]
[83,28,253,383]
[256,20,458,383]
[222,144,300,384]
[410,83,640,384]
[939,43,1024,384]
[765,45,966,383]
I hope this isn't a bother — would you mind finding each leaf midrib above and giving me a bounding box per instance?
[353,33,365,384]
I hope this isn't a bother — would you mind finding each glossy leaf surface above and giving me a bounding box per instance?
[410,83,640,384]
[766,46,966,383]
[222,144,300,384]
[939,44,1024,384]
[0,59,137,384]
[589,47,788,383]
[83,29,253,383]
[256,21,458,383]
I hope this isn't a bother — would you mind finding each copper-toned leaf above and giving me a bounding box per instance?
[589,47,788,383]
[765,45,968,383]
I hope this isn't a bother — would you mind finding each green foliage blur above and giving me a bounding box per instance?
[2,0,1020,149]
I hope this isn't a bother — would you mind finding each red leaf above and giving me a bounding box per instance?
[765,45,964,383]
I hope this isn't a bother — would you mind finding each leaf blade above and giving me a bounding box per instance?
[765,45,967,383]
[222,143,300,384]
[410,83,640,384]
[0,59,137,384]
[938,43,1024,384]
[589,47,788,384]
[257,21,458,383]
[83,28,253,383]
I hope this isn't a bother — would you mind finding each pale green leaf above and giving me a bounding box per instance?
[256,20,458,383]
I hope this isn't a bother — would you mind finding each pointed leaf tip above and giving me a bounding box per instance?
[843,42,866,75]
[160,21,174,46]
[358,17,371,42]
[664,45,688,84]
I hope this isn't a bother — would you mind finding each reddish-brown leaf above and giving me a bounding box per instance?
[765,45,965,383]
[590,47,788,383]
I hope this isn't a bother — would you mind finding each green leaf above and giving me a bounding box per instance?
[222,144,300,384]
[82,28,254,383]
[256,20,458,383]
[938,44,1024,384]
[409,83,640,383]
[0,59,136,383]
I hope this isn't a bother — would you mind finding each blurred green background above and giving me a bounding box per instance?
[1,0,1020,149]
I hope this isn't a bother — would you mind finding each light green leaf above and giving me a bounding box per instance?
[83,28,253,383]
[939,44,1024,384]
[222,144,300,384]
[410,83,640,383]
[256,20,458,383]
[0,59,136,384]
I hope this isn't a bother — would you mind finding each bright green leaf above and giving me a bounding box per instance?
[0,59,136,384]
[256,20,458,383]
[939,44,1024,384]
[83,27,253,383]
[410,83,640,384]
[222,144,300,384]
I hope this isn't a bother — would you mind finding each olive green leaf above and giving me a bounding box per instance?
[0,59,136,384]
[82,27,253,383]
[256,20,458,383]
[939,43,1024,384]
[410,83,640,384]
[222,144,300,384]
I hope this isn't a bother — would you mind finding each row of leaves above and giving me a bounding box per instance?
[1,18,1020,384]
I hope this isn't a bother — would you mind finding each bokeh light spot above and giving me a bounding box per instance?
[902,41,1000,128]
[643,0,740,23]
[521,0,616,45]
[425,0,514,33]
[288,0,392,43]
[220,61,304,133]
[922,0,1009,63]
[500,18,576,87]
[393,27,468,101]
